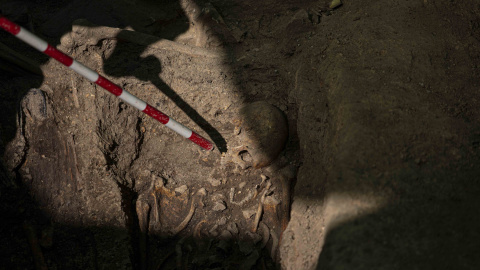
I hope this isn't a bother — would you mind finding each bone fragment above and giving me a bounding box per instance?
[259,222,270,249]
[194,220,207,238]
[151,176,164,225]
[209,224,219,237]
[279,171,294,233]
[253,174,269,199]
[170,189,205,235]
[152,191,160,224]
[229,187,254,206]
[136,199,150,270]
[270,230,279,261]
[171,199,196,235]
[71,76,80,108]
[252,181,272,232]
[245,231,262,244]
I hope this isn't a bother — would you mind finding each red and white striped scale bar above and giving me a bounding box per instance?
[0,16,214,151]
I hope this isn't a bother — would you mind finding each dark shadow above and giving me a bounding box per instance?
[316,167,480,269]
[0,4,46,267]
[0,31,45,156]
[0,213,278,270]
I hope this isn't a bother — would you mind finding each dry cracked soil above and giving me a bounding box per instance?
[1,0,480,269]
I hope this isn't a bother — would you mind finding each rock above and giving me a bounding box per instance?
[237,101,288,168]
[212,201,227,212]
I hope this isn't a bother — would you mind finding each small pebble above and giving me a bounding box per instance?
[212,201,227,212]
[238,181,247,189]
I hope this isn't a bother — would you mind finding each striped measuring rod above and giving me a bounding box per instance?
[0,16,214,151]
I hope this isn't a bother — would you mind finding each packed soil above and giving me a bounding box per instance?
[1,0,480,269]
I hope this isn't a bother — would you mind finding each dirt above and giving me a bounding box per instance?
[1,0,480,269]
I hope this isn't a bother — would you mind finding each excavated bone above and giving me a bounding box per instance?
[252,181,272,232]
[170,189,206,235]
[270,230,279,261]
[136,198,150,270]
[230,187,254,206]
[259,222,270,249]
[194,220,207,238]
[236,101,288,168]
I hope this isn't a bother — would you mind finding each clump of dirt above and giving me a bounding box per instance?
[1,0,480,269]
